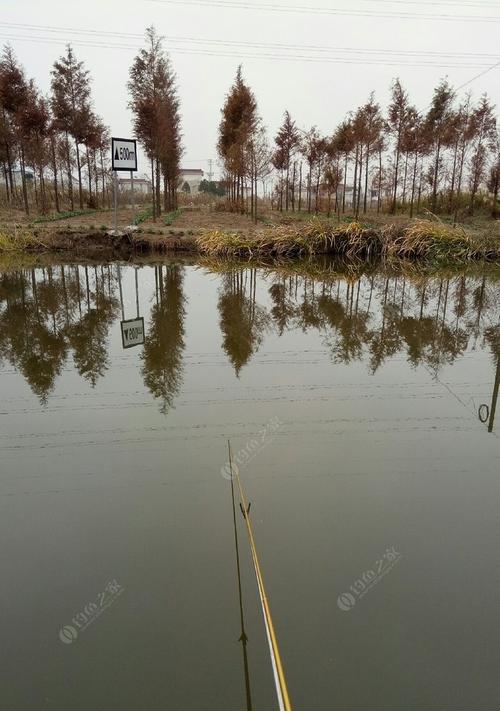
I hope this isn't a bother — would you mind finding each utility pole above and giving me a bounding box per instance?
[207,159,213,182]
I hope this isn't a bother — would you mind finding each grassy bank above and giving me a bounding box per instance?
[196,219,500,263]
[1,217,499,264]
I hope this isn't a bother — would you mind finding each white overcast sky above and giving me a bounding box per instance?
[2,0,500,178]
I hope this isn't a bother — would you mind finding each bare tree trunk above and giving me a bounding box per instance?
[285,161,289,211]
[163,172,168,211]
[39,162,46,214]
[448,139,459,214]
[155,158,161,217]
[2,109,14,200]
[363,143,370,214]
[409,151,419,218]
[93,150,99,209]
[343,153,349,214]
[377,148,383,214]
[32,164,38,209]
[250,166,254,220]
[20,145,29,215]
[492,174,499,218]
[86,144,92,204]
[417,157,424,212]
[2,144,13,203]
[315,159,322,213]
[99,148,106,208]
[356,145,363,219]
[298,162,302,211]
[151,158,156,220]
[66,132,74,210]
[402,153,409,208]
[391,127,402,214]
[75,140,83,209]
[307,169,312,213]
[2,162,9,203]
[59,162,65,202]
[352,145,359,214]
[431,139,441,213]
[50,136,60,212]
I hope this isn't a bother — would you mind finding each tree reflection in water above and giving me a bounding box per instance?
[261,268,498,377]
[0,265,118,403]
[0,262,499,425]
[218,268,270,376]
[140,264,186,415]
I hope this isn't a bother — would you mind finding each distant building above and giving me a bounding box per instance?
[337,184,379,207]
[118,174,151,195]
[12,169,34,187]
[178,168,204,192]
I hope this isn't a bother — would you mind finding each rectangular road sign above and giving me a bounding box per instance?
[112,137,138,172]
[121,317,145,349]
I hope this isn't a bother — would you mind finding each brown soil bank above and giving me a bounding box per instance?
[0,229,198,256]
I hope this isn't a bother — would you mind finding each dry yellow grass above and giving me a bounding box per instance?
[196,218,499,263]
[0,230,48,252]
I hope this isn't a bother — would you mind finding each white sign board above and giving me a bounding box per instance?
[121,317,145,349]
[112,137,138,172]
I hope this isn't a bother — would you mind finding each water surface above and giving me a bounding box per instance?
[1,258,499,710]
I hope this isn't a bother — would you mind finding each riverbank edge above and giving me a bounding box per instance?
[1,218,499,264]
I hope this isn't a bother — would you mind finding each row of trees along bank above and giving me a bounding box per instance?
[0,27,182,218]
[218,69,500,221]
[0,45,108,215]
[1,31,499,222]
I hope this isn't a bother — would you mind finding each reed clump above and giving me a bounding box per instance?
[196,230,260,257]
[196,219,499,263]
[197,220,381,259]
[380,220,482,260]
[0,230,45,252]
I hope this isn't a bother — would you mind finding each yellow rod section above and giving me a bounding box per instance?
[228,440,293,711]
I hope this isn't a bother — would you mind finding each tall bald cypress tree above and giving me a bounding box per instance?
[128,26,182,218]
[218,66,258,212]
[51,45,92,209]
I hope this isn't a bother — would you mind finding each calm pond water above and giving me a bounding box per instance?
[1,258,499,711]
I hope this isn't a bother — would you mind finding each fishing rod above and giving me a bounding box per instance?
[227,441,293,711]
[229,442,253,710]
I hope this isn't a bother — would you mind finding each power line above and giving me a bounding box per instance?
[146,0,500,23]
[3,22,500,61]
[1,32,498,69]
[370,0,500,5]
[456,57,500,90]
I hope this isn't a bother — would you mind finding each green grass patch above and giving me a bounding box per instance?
[133,206,154,225]
[32,208,106,224]
[163,208,182,226]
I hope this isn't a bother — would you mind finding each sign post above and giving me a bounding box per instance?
[113,172,118,231]
[111,137,138,229]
